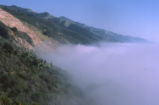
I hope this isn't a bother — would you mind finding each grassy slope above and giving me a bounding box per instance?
[0,23,91,105]
[0,38,55,104]
[0,38,90,105]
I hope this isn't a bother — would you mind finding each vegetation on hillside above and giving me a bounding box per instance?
[0,39,53,104]
[0,37,91,105]
[0,5,98,44]
[0,5,145,105]
[0,5,144,45]
[0,19,94,105]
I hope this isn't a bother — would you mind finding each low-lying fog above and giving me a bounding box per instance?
[36,42,159,105]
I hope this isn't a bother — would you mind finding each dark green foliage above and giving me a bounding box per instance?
[0,22,10,39]
[0,95,40,105]
[0,38,93,105]
[0,41,49,104]
[1,42,14,53]
[0,39,82,105]
[0,96,12,105]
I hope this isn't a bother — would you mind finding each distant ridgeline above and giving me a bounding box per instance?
[0,5,145,45]
[0,5,145,105]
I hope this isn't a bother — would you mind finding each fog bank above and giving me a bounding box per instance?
[36,43,159,105]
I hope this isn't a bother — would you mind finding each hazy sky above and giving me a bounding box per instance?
[0,0,159,41]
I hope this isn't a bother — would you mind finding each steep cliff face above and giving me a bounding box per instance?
[0,8,35,48]
[0,7,56,50]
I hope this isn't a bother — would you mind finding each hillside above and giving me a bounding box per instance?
[0,5,144,45]
[0,24,93,105]
[0,5,145,105]
[0,6,93,105]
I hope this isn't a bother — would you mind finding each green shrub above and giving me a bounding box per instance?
[2,42,14,53]
[0,96,12,105]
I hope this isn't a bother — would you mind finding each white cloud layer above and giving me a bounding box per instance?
[36,42,159,105]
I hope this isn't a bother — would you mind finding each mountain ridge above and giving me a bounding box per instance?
[0,5,145,46]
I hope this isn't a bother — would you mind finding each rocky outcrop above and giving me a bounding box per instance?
[0,8,45,49]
